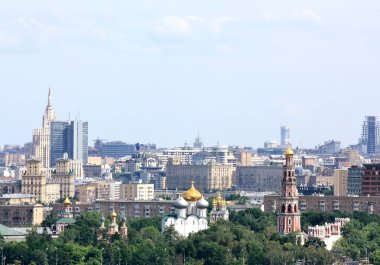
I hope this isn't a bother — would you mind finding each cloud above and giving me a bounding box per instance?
[292,8,325,26]
[153,16,195,38]
[152,15,235,39]
[260,8,326,27]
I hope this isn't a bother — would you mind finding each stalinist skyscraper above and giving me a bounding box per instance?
[32,88,56,169]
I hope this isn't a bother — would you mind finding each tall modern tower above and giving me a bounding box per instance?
[280,126,290,148]
[50,120,88,166]
[277,146,301,235]
[360,116,380,155]
[69,120,88,164]
[32,88,56,169]
[50,121,71,167]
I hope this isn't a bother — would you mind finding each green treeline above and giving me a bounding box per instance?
[1,209,380,264]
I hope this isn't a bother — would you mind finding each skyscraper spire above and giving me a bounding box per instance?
[47,86,52,108]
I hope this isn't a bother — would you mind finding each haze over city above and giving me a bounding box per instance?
[1,1,380,148]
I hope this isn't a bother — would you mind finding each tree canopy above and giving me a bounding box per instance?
[0,209,377,264]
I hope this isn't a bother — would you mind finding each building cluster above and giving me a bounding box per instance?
[5,90,380,244]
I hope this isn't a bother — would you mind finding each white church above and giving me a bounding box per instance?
[162,181,229,237]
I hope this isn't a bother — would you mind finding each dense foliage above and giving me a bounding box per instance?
[0,209,378,264]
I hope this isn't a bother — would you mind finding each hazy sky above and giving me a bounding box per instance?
[1,1,380,148]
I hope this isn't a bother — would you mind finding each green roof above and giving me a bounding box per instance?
[0,224,24,236]
[56,218,76,224]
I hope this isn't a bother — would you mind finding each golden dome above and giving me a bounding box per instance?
[64,196,71,205]
[284,146,294,156]
[111,210,117,218]
[216,192,222,202]
[182,181,202,202]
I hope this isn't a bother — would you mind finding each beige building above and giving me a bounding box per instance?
[50,158,75,199]
[76,180,121,201]
[4,153,26,166]
[32,89,56,169]
[69,160,83,179]
[45,183,60,203]
[0,204,44,226]
[166,160,233,191]
[21,159,47,202]
[95,200,173,218]
[95,181,113,200]
[87,156,102,165]
[75,184,97,204]
[51,200,173,219]
[333,169,348,196]
[316,175,334,186]
[236,166,283,192]
[237,151,252,166]
[302,156,318,168]
[120,183,154,200]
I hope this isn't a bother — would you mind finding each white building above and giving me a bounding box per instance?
[162,181,209,237]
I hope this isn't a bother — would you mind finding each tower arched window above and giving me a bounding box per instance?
[294,204,297,212]
[288,204,292,213]
[281,204,286,213]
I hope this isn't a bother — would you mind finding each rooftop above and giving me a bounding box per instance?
[1,194,36,199]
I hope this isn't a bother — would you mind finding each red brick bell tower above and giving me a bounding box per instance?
[277,146,301,235]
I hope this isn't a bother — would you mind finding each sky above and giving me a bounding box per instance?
[1,1,380,149]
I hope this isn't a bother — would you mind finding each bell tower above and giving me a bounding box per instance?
[277,146,301,235]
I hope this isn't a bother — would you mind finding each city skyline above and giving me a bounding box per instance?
[1,1,380,148]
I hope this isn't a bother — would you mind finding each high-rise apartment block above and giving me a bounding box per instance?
[333,169,348,196]
[360,116,380,155]
[362,164,380,196]
[280,126,290,148]
[69,120,88,164]
[347,166,363,196]
[32,89,56,169]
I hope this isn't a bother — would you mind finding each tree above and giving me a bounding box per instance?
[196,241,228,265]
[41,214,59,228]
[303,246,335,265]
